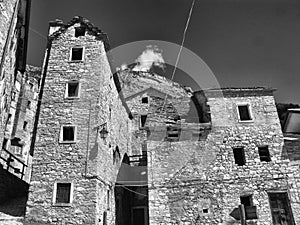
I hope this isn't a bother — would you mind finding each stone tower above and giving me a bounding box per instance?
[25,17,132,224]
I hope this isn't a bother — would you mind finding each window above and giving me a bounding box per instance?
[233,147,246,166]
[65,81,80,98]
[71,47,83,61]
[54,183,72,204]
[240,195,252,207]
[75,26,86,37]
[166,126,181,141]
[258,146,271,162]
[107,190,110,210]
[240,195,258,220]
[140,115,147,127]
[60,126,76,143]
[23,121,28,130]
[11,91,16,101]
[2,138,8,149]
[142,97,148,104]
[6,114,11,125]
[202,208,209,214]
[29,82,34,90]
[237,104,252,121]
[27,100,31,109]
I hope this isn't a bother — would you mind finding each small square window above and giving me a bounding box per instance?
[75,26,86,37]
[166,126,181,141]
[66,81,80,98]
[258,146,271,162]
[203,208,209,213]
[142,97,148,104]
[233,147,246,166]
[60,126,76,143]
[237,104,252,121]
[240,195,252,207]
[23,121,28,130]
[55,183,72,204]
[71,47,83,61]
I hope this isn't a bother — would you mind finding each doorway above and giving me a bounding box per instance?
[268,192,295,225]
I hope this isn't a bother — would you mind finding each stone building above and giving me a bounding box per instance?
[20,16,300,225]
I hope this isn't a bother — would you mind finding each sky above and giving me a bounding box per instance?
[27,0,300,104]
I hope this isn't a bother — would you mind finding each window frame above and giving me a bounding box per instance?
[53,181,74,206]
[59,125,77,144]
[69,47,85,62]
[65,80,81,99]
[236,103,254,122]
[141,97,148,104]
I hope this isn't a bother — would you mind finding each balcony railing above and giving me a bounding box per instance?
[0,148,27,180]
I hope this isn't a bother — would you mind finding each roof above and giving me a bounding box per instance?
[201,86,276,98]
[48,16,110,51]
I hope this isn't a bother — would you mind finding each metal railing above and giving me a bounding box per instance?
[0,148,27,180]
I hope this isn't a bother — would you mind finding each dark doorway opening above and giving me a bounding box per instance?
[268,192,295,225]
[115,154,149,225]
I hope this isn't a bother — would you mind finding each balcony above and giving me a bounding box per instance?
[0,148,27,180]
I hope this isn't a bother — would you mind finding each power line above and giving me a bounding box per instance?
[161,0,196,111]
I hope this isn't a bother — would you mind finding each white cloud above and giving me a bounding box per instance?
[133,45,165,72]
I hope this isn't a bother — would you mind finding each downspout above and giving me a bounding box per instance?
[29,41,52,156]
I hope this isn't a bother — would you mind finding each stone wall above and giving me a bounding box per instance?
[25,18,132,225]
[147,88,299,224]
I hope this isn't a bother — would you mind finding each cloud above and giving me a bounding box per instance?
[133,45,165,72]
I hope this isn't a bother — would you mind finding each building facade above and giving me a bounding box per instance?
[20,16,300,225]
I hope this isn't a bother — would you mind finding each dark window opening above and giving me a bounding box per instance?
[240,195,258,220]
[203,208,209,213]
[2,138,8,149]
[75,26,86,37]
[56,183,71,203]
[233,147,246,166]
[67,82,79,98]
[140,115,147,127]
[258,146,271,162]
[6,114,12,125]
[268,192,295,225]
[27,100,31,109]
[62,126,75,142]
[142,97,148,104]
[29,83,33,90]
[107,190,110,210]
[240,195,252,207]
[23,121,28,130]
[238,105,251,121]
[71,47,83,61]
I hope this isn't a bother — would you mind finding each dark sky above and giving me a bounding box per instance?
[27,0,300,104]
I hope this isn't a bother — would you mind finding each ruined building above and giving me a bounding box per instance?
[19,16,300,225]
